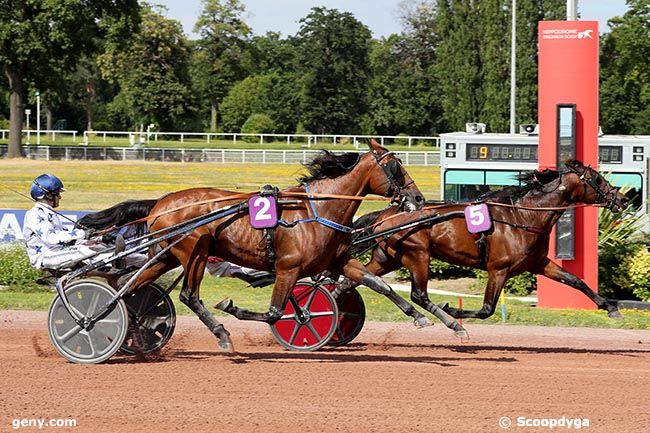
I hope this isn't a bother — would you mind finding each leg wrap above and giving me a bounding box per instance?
[332,277,357,299]
[266,305,284,324]
[361,274,391,296]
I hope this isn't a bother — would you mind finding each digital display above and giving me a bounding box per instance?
[466,144,538,161]
[599,146,623,164]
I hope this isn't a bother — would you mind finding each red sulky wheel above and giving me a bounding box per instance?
[270,282,338,351]
[327,285,366,347]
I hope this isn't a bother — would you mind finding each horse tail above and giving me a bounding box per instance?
[77,199,158,231]
[350,209,385,256]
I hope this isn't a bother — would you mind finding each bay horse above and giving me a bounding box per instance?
[342,159,628,321]
[80,140,460,351]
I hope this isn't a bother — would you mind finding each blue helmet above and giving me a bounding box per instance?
[30,174,66,200]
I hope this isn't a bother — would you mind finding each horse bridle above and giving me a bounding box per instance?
[373,150,415,207]
[566,163,620,211]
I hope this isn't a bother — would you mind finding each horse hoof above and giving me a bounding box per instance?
[608,309,624,319]
[414,317,433,328]
[454,329,470,340]
[217,335,234,352]
[214,298,233,312]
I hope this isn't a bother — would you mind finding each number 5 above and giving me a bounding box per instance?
[469,206,485,225]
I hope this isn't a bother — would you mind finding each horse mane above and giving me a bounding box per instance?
[478,168,560,203]
[297,150,361,183]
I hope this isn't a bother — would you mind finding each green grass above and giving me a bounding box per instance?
[2,276,649,329]
[0,159,441,211]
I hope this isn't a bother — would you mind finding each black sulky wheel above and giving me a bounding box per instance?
[47,279,128,364]
[270,281,338,351]
[120,283,176,355]
[328,286,366,347]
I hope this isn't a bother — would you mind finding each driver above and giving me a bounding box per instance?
[23,174,133,270]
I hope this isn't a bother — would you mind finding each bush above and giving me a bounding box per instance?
[615,248,650,301]
[598,203,647,299]
[241,113,276,143]
[472,271,536,297]
[394,258,474,281]
[0,243,49,292]
[394,133,410,146]
[294,122,311,143]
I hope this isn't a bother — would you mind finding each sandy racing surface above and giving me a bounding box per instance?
[1,309,649,433]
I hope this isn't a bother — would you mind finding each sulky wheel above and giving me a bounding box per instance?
[328,286,366,347]
[120,283,176,355]
[48,279,128,364]
[270,281,338,351]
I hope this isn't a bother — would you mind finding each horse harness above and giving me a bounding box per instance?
[254,151,413,268]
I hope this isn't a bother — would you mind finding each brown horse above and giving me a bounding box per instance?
[342,159,628,322]
[79,140,446,350]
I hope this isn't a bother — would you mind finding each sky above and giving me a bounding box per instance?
[155,0,630,39]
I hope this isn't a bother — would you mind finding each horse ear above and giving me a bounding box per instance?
[367,138,381,152]
[565,159,583,169]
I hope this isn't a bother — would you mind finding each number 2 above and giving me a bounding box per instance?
[253,197,272,220]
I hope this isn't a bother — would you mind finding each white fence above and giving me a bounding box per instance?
[0,129,78,142]
[82,131,440,148]
[0,145,441,166]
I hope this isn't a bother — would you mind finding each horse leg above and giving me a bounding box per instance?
[178,239,233,351]
[215,265,300,324]
[341,259,433,328]
[331,252,389,298]
[537,259,622,318]
[443,269,508,319]
[408,258,468,338]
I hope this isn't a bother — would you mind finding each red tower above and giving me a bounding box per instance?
[537,21,600,309]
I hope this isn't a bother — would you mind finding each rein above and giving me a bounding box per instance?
[357,200,607,240]
[484,201,606,212]
[92,188,398,234]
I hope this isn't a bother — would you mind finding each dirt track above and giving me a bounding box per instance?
[1,309,648,433]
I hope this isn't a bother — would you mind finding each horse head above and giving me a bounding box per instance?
[563,159,628,212]
[365,138,424,211]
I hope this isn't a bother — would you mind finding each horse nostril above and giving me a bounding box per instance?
[416,195,424,203]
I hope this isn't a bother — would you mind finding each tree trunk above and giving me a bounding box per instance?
[86,81,95,131]
[46,106,53,130]
[4,65,25,158]
[210,97,217,132]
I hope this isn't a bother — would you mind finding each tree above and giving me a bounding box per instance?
[191,0,252,132]
[220,72,300,133]
[478,0,510,132]
[433,0,481,131]
[366,35,441,136]
[365,0,446,136]
[246,32,299,75]
[0,0,139,157]
[296,7,372,134]
[600,0,650,134]
[98,5,196,131]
